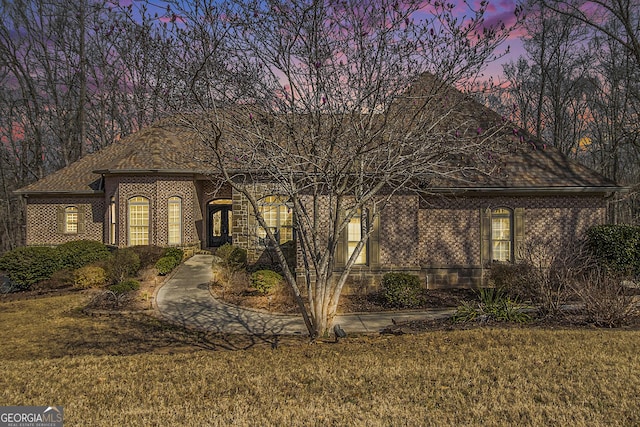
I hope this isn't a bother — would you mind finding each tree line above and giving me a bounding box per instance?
[1,0,638,255]
[484,0,640,224]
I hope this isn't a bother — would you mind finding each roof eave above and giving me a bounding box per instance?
[429,186,627,195]
[14,189,104,196]
[93,168,208,175]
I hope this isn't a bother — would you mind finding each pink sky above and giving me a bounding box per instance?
[413,0,526,80]
[118,0,526,80]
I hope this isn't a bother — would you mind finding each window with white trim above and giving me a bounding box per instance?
[168,196,182,245]
[128,196,149,246]
[347,209,367,265]
[491,208,512,262]
[64,206,79,234]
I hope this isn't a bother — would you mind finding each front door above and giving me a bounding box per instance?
[207,203,232,247]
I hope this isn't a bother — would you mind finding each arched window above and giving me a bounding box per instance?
[257,196,293,245]
[64,206,79,234]
[168,196,182,245]
[128,196,149,246]
[491,208,512,262]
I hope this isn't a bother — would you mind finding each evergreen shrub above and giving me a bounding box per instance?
[73,266,107,289]
[380,272,422,308]
[57,240,111,270]
[215,244,247,271]
[155,256,179,275]
[586,225,640,277]
[0,246,62,289]
[250,269,283,294]
[109,279,140,294]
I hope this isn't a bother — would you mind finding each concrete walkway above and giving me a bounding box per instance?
[156,254,455,336]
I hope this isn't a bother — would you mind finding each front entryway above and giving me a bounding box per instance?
[207,199,232,247]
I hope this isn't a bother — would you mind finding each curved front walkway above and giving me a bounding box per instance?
[156,255,455,335]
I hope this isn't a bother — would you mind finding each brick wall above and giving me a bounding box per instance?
[25,196,104,245]
[418,194,607,287]
[106,175,200,247]
[379,196,421,267]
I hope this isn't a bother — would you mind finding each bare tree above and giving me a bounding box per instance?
[0,0,199,250]
[500,0,594,154]
[495,0,639,224]
[542,0,640,71]
[175,0,518,337]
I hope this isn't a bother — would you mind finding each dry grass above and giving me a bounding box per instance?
[1,295,640,426]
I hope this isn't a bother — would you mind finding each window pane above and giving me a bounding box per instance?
[257,197,294,245]
[491,208,512,262]
[347,212,366,264]
[212,210,222,237]
[168,197,181,245]
[65,207,78,234]
[493,241,511,262]
[129,197,149,246]
[491,217,511,240]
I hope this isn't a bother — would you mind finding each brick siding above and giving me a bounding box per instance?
[25,196,104,245]
[418,194,607,288]
[24,175,609,292]
[106,175,201,247]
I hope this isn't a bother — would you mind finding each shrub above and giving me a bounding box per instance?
[163,247,184,264]
[73,266,107,289]
[156,256,179,275]
[57,240,111,270]
[489,262,537,300]
[129,245,165,268]
[105,248,140,283]
[215,244,247,271]
[250,269,283,294]
[380,273,422,308]
[453,287,531,323]
[108,279,140,294]
[587,225,640,277]
[248,263,283,274]
[0,246,62,290]
[568,266,636,328]
[43,268,75,290]
[502,237,591,316]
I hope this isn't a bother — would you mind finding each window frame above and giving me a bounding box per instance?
[490,207,513,262]
[167,196,182,246]
[256,196,294,246]
[346,209,368,265]
[128,196,150,246]
[64,206,79,234]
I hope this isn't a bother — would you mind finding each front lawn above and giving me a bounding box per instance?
[1,294,639,426]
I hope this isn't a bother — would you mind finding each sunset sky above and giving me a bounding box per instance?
[120,0,528,81]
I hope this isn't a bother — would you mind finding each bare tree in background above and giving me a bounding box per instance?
[495,0,640,224]
[174,0,518,337]
[0,0,201,251]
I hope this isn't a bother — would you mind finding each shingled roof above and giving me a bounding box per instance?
[16,75,622,195]
[15,120,216,195]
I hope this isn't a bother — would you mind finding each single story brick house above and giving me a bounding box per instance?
[16,88,623,289]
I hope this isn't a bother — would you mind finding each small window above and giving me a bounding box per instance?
[257,196,293,245]
[64,206,79,234]
[347,209,367,265]
[128,196,149,246]
[109,197,117,245]
[168,197,182,245]
[491,208,512,262]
